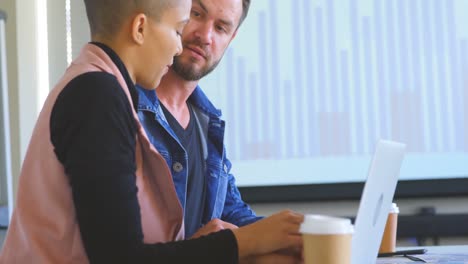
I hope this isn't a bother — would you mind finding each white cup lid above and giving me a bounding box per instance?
[300,215,354,235]
[390,203,400,214]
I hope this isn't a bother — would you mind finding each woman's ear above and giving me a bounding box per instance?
[131,13,148,45]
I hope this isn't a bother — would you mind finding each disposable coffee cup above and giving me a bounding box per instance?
[300,215,354,264]
[379,203,399,253]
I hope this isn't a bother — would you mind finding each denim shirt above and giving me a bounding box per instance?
[136,85,261,229]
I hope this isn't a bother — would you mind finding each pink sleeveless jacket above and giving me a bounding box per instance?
[0,44,184,263]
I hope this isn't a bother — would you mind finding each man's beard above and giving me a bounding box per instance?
[172,54,221,81]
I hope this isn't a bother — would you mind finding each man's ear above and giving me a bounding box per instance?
[131,13,148,45]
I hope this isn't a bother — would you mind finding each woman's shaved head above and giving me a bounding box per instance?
[83,0,183,39]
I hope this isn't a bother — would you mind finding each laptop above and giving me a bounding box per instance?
[351,140,406,264]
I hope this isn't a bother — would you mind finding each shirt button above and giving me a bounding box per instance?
[173,162,183,173]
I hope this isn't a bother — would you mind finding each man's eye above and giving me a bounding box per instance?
[216,25,227,33]
[191,10,201,17]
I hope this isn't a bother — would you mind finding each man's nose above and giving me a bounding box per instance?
[194,23,213,45]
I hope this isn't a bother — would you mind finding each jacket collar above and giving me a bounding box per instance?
[137,85,222,119]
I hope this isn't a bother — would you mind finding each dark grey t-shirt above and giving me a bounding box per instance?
[160,103,206,238]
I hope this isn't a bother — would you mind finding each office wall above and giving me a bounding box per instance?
[46,0,66,89]
[0,0,19,207]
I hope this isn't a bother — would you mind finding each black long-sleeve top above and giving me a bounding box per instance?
[49,42,239,264]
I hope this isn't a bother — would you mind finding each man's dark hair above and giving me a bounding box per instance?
[83,0,180,40]
[239,0,251,27]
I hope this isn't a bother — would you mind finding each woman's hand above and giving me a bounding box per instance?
[233,210,304,259]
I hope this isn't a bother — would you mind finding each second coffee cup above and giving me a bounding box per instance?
[379,202,399,253]
[300,215,354,264]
